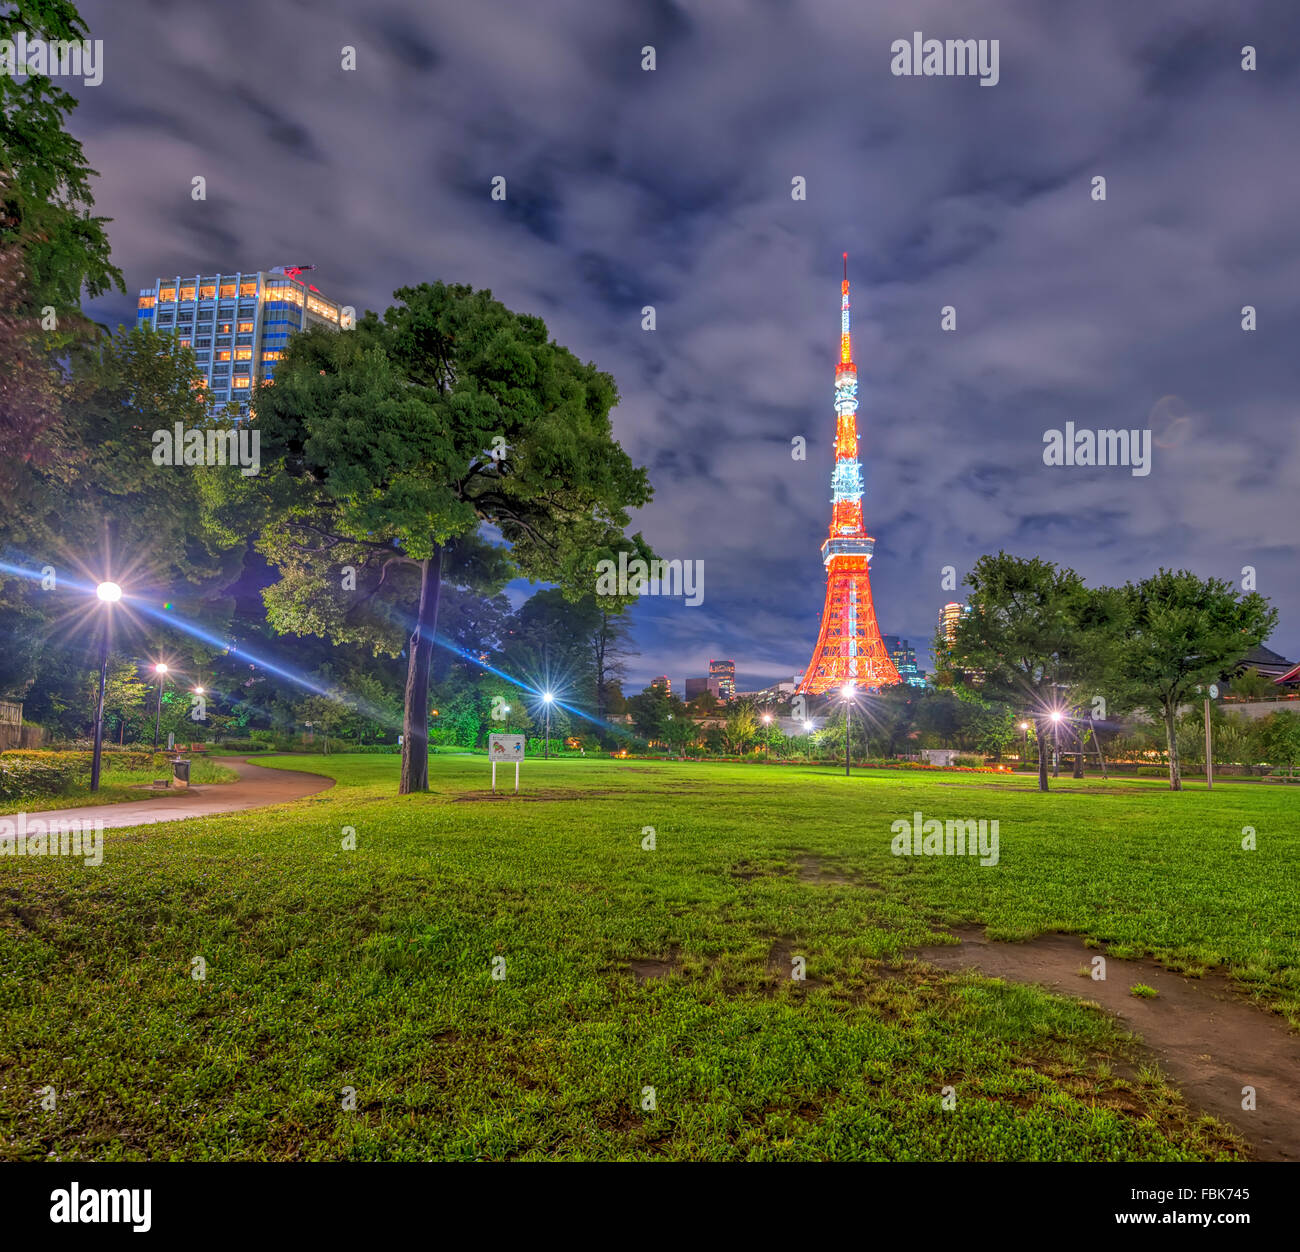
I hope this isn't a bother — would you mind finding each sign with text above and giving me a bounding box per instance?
[489,734,525,762]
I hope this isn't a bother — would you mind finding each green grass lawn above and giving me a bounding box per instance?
[2,755,239,813]
[1,754,1295,1162]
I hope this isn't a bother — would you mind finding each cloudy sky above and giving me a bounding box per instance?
[75,0,1300,691]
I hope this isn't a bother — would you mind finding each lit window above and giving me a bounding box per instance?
[232,377,251,389]
[198,284,216,299]
[234,347,252,360]
[178,338,192,349]
[237,321,254,333]
[262,350,282,361]
[216,350,232,361]
[137,295,156,309]
[219,323,231,333]
[158,288,177,303]
[240,282,257,297]
[219,283,237,298]
[179,287,196,302]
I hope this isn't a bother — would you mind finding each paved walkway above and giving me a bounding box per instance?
[0,757,334,831]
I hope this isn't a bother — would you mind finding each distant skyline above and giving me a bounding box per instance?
[76,0,1300,693]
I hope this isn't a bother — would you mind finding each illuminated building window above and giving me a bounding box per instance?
[179,286,196,302]
[198,284,216,299]
[219,324,231,334]
[234,347,252,360]
[262,350,282,361]
[232,377,250,389]
[137,295,156,309]
[237,321,254,333]
[158,288,177,303]
[216,350,232,361]
[219,283,237,298]
[240,282,257,297]
[178,338,192,349]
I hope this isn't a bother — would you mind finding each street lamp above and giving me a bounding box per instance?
[1049,709,1063,778]
[542,691,554,759]
[152,662,169,751]
[1019,720,1030,767]
[841,682,856,777]
[90,581,123,791]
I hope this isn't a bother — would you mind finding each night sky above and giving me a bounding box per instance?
[74,0,1300,692]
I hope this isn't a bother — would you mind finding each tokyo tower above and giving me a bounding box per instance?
[798,255,900,695]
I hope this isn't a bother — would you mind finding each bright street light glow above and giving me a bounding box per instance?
[96,581,122,603]
[193,686,204,695]
[1019,721,1030,730]
[1049,710,1063,722]
[803,721,814,732]
[542,691,554,703]
[155,663,168,674]
[761,714,772,724]
[841,683,855,699]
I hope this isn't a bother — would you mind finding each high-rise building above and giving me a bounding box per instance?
[799,256,900,694]
[684,676,722,701]
[882,635,927,688]
[650,675,672,695]
[709,659,736,702]
[136,266,346,418]
[940,602,963,644]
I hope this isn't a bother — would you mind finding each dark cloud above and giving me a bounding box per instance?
[75,0,1300,690]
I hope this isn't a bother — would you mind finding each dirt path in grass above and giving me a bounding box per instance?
[912,926,1300,1161]
[0,757,333,831]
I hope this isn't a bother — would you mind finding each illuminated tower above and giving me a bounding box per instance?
[799,255,900,695]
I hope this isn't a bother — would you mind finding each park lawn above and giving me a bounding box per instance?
[1,756,240,814]
[0,753,1294,1162]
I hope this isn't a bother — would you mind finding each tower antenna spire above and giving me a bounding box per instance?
[798,254,900,696]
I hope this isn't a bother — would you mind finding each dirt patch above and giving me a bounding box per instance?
[765,940,825,991]
[628,956,678,983]
[911,926,1300,1161]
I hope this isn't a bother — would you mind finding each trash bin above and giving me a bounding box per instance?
[172,758,191,789]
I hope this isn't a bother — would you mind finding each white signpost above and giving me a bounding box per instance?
[489,733,525,793]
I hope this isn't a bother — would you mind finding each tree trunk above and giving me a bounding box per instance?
[400,548,443,794]
[1072,726,1085,778]
[1036,717,1050,792]
[1163,702,1181,791]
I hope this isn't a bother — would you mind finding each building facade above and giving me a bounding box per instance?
[882,636,927,688]
[136,267,346,418]
[709,659,736,702]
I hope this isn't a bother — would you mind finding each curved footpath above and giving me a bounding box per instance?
[0,756,334,831]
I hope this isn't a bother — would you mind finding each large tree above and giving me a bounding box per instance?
[240,283,653,792]
[944,552,1124,791]
[1118,569,1275,790]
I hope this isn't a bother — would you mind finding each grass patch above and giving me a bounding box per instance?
[2,754,1291,1161]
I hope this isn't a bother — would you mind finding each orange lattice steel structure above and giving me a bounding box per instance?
[799,256,900,696]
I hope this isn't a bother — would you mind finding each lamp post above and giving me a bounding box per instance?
[152,662,169,751]
[842,682,856,777]
[543,691,554,759]
[1019,721,1030,768]
[1050,709,1063,778]
[90,581,122,791]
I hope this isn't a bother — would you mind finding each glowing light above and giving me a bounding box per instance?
[842,682,856,699]
[154,663,169,675]
[96,581,122,603]
[1049,710,1063,722]
[163,602,174,611]
[761,713,772,724]
[542,691,554,704]
[803,721,814,732]
[192,686,204,695]
[1019,721,1030,730]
